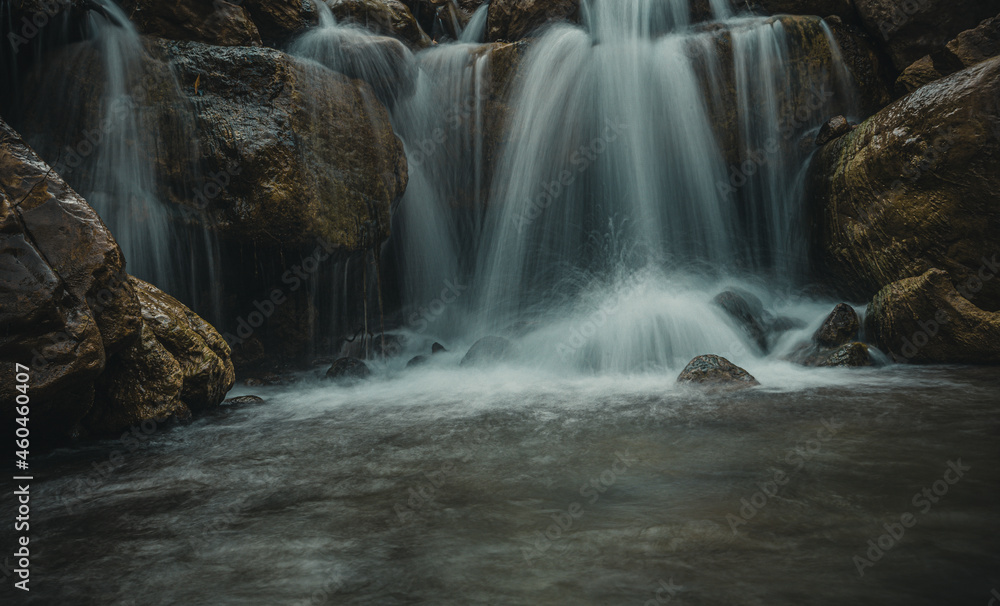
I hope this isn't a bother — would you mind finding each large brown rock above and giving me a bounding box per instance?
[896,13,1000,93]
[853,0,999,72]
[866,269,1000,364]
[85,277,236,435]
[327,0,431,48]
[243,0,319,42]
[0,118,141,440]
[486,0,579,42]
[121,0,262,46]
[811,57,1000,312]
[152,40,408,252]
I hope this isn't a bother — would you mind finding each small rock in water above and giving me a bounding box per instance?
[460,336,516,367]
[676,355,760,389]
[224,395,265,405]
[431,342,447,354]
[712,290,770,353]
[815,115,851,146]
[326,357,371,381]
[818,342,873,367]
[814,303,860,347]
[407,355,429,368]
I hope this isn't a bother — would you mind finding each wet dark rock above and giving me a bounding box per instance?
[712,290,770,353]
[865,269,1000,364]
[85,278,236,436]
[822,15,894,114]
[460,336,516,366]
[225,395,266,405]
[431,342,447,354]
[853,0,998,71]
[811,57,1000,312]
[897,14,1000,93]
[327,357,372,380]
[486,0,579,42]
[0,118,140,441]
[328,0,432,48]
[406,355,429,368]
[243,0,319,43]
[121,0,262,46]
[818,342,873,367]
[771,316,807,334]
[815,115,851,146]
[813,303,860,347]
[676,355,760,389]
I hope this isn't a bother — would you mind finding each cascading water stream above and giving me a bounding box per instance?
[9,0,224,320]
[287,0,860,371]
[80,1,174,288]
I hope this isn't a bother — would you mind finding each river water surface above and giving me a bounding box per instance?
[4,364,999,605]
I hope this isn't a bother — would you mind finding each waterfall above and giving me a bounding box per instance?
[79,1,175,289]
[390,0,858,370]
[458,3,490,43]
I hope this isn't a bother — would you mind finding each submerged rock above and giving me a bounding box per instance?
[432,342,447,354]
[225,395,266,405]
[787,303,871,367]
[327,357,372,380]
[813,303,860,347]
[460,336,516,366]
[676,355,760,389]
[406,355,429,368]
[865,269,1000,364]
[811,57,1000,312]
[818,342,873,367]
[712,290,770,353]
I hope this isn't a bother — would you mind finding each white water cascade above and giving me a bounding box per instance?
[294,0,860,372]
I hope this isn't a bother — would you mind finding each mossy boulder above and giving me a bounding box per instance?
[866,269,1000,364]
[811,57,1000,312]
